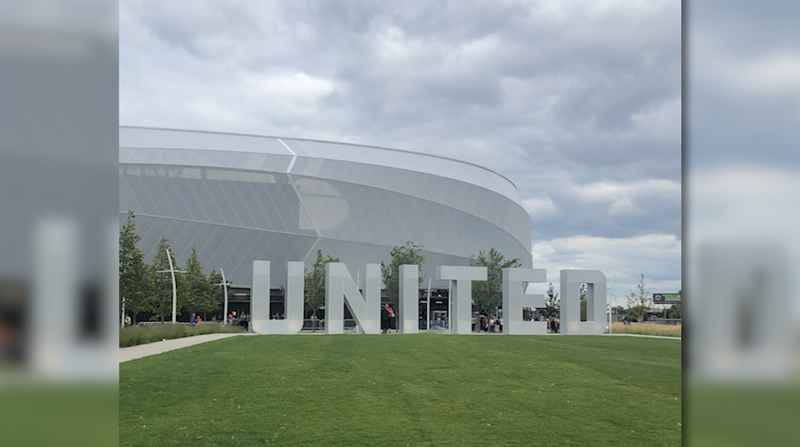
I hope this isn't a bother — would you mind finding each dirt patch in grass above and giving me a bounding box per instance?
[612,321,681,337]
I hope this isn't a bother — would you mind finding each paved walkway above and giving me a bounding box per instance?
[606,333,681,340]
[120,333,246,363]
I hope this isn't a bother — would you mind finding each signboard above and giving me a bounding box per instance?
[652,292,681,304]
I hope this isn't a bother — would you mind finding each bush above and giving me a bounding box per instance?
[120,322,244,347]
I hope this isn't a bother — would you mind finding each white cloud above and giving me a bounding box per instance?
[570,178,679,217]
[243,71,336,103]
[572,178,679,202]
[726,51,800,97]
[608,196,640,217]
[521,195,558,220]
[532,233,681,304]
[690,165,800,243]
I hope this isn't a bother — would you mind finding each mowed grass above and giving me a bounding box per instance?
[612,322,682,338]
[120,335,681,446]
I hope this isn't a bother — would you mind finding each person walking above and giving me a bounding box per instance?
[386,304,396,332]
[381,304,389,334]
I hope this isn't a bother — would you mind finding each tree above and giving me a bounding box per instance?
[666,289,682,320]
[150,238,177,322]
[544,282,560,319]
[381,241,424,307]
[208,269,225,319]
[626,273,651,322]
[611,305,627,321]
[304,250,339,318]
[182,248,213,319]
[119,210,148,324]
[666,303,682,320]
[470,248,522,314]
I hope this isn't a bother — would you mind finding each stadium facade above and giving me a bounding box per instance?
[119,126,532,289]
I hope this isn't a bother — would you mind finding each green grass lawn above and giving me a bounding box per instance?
[0,385,118,447]
[120,335,681,446]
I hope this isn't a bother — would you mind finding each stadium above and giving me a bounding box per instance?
[119,126,532,320]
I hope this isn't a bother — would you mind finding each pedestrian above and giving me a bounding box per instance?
[386,304,396,332]
[381,304,389,333]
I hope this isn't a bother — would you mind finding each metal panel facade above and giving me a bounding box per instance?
[119,126,532,287]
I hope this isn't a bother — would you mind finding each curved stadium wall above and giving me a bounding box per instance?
[119,126,532,288]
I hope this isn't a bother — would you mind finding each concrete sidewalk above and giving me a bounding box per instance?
[120,333,247,363]
[606,333,681,340]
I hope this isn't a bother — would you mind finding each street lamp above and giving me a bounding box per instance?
[426,277,432,331]
[215,268,230,324]
[156,247,185,323]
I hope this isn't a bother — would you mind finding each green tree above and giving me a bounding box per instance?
[150,238,178,322]
[626,273,650,322]
[666,303,681,319]
[140,263,158,319]
[611,305,627,321]
[182,248,213,319]
[119,210,148,324]
[381,241,424,307]
[208,269,225,319]
[666,289,682,320]
[471,248,521,314]
[304,250,339,318]
[544,282,560,319]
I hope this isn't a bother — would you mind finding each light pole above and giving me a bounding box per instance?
[156,247,185,324]
[216,268,230,324]
[426,277,431,331]
[447,279,452,332]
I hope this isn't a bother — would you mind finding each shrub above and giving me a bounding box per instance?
[120,322,244,347]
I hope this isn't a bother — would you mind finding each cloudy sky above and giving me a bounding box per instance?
[120,0,681,302]
[688,1,800,321]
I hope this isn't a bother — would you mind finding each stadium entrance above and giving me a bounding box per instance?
[419,289,449,331]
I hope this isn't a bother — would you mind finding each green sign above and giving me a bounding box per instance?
[652,292,681,304]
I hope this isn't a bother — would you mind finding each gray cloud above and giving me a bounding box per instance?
[689,1,800,169]
[120,0,681,296]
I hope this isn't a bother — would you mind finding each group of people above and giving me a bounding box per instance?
[190,313,204,326]
[226,310,250,328]
[477,313,502,332]
[226,310,238,323]
[547,318,560,333]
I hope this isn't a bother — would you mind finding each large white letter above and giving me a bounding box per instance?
[503,268,547,335]
[325,263,380,334]
[559,270,607,335]
[399,264,419,334]
[250,260,270,334]
[250,261,304,334]
[285,261,305,332]
[439,266,487,335]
